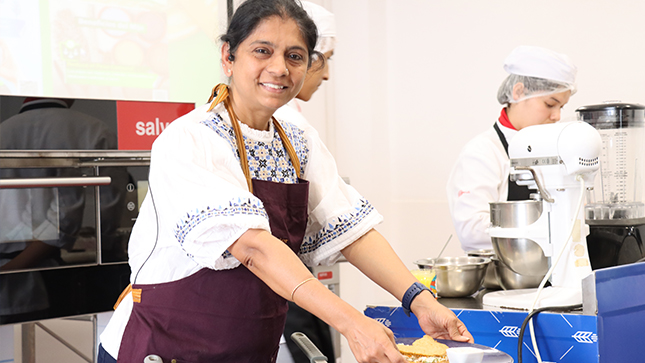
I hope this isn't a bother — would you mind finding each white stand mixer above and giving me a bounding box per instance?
[483,121,602,310]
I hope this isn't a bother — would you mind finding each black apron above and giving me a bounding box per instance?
[115,85,309,363]
[493,123,532,201]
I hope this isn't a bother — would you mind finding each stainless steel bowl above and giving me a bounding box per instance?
[489,200,549,277]
[494,257,545,290]
[491,237,548,276]
[490,200,542,228]
[466,249,501,290]
[414,257,490,298]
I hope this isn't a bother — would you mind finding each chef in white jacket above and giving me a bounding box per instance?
[446,46,578,252]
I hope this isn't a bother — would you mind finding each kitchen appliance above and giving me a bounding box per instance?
[0,151,150,325]
[0,94,193,328]
[483,121,601,310]
[0,94,193,363]
[577,103,645,269]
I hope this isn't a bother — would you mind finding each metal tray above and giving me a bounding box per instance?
[396,338,513,363]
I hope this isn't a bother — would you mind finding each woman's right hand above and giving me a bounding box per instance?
[341,313,406,363]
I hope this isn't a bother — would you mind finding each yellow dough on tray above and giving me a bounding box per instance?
[397,335,449,363]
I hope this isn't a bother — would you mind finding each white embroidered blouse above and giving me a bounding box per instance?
[100,102,382,357]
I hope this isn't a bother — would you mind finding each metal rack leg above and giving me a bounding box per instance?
[92,314,97,363]
[21,323,36,363]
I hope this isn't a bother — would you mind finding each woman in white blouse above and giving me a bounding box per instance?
[98,1,472,362]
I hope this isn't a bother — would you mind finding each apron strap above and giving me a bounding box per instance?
[493,122,532,201]
[272,118,302,178]
[207,83,229,111]
[207,84,302,193]
[113,284,142,310]
[493,122,510,156]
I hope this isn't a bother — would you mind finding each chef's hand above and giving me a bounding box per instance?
[342,313,407,363]
[411,290,474,343]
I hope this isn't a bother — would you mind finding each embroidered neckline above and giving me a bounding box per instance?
[210,102,274,142]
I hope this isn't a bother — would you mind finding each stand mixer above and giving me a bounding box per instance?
[483,121,602,310]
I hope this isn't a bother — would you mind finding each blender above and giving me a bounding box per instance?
[577,103,645,269]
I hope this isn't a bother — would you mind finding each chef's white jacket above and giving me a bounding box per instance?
[446,120,517,252]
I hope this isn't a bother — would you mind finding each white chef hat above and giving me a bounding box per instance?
[497,45,577,105]
[301,1,336,55]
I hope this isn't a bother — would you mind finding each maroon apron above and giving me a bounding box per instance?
[116,85,309,363]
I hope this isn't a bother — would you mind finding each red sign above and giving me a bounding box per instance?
[317,271,333,280]
[116,100,194,150]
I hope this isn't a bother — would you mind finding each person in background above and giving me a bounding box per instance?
[275,0,335,119]
[446,46,577,252]
[98,1,472,362]
[273,2,336,362]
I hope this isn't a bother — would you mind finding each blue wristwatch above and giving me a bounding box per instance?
[402,282,435,317]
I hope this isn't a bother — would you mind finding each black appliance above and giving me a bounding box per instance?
[0,151,149,325]
[577,103,645,269]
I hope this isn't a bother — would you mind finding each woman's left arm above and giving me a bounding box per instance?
[341,229,474,343]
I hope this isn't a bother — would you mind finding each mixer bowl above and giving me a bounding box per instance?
[414,257,490,298]
[491,237,549,276]
[490,200,542,228]
[494,257,545,290]
[489,200,549,277]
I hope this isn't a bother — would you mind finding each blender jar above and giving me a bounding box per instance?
[576,103,645,222]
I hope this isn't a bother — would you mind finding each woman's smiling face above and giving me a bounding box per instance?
[225,15,309,118]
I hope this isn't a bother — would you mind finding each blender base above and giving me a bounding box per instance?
[482,287,582,311]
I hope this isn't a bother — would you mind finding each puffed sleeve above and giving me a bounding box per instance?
[147,107,271,270]
[286,120,383,266]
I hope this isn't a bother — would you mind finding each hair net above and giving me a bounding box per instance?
[301,1,336,56]
[497,46,577,105]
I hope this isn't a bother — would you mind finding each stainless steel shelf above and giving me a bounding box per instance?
[0,150,151,168]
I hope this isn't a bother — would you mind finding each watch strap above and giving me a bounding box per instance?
[402,282,434,317]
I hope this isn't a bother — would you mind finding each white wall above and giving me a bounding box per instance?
[295,1,645,361]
